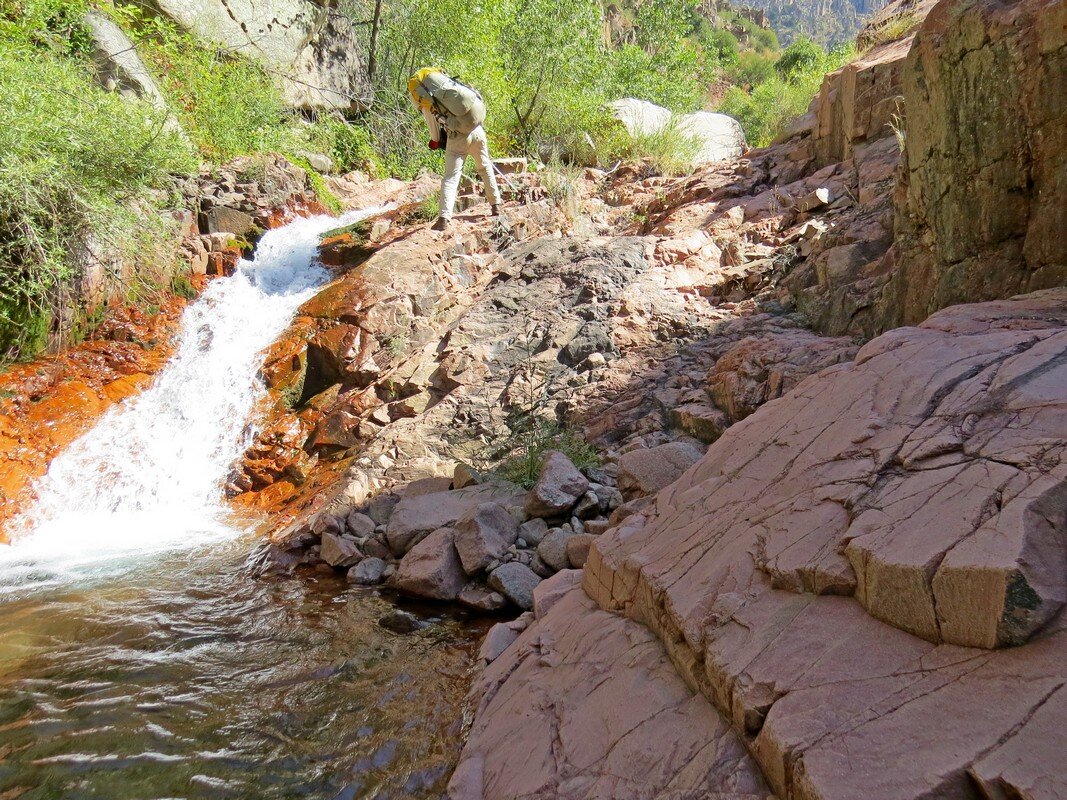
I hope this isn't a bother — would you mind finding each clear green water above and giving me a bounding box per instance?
[0,538,488,800]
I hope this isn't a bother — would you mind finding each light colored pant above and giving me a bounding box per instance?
[440,125,501,220]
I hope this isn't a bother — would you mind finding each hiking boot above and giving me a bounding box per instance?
[491,204,503,217]
[431,217,452,232]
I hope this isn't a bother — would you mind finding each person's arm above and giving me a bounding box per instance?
[422,107,442,148]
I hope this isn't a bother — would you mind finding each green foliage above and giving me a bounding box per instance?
[775,36,823,78]
[290,157,343,214]
[727,50,777,88]
[719,41,854,147]
[171,274,197,301]
[105,3,298,162]
[352,0,710,172]
[495,421,601,489]
[694,23,741,65]
[626,120,702,176]
[0,2,195,360]
[416,194,440,222]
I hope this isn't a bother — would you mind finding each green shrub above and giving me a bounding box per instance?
[495,422,600,489]
[775,36,823,78]
[0,8,194,360]
[727,50,776,88]
[719,42,855,147]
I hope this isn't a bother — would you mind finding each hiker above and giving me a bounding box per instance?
[408,68,503,232]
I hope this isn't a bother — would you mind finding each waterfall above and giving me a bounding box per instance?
[0,209,378,594]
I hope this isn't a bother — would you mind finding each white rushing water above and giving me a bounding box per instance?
[0,209,379,594]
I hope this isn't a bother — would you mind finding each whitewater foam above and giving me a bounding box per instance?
[0,209,380,594]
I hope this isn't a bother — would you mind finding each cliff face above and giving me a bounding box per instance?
[887,0,1067,326]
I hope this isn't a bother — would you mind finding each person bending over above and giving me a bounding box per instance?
[408,68,502,232]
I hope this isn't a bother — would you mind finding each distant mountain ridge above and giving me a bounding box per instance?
[744,0,890,44]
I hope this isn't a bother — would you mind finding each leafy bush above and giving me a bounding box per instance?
[719,41,855,147]
[0,4,195,359]
[727,50,777,88]
[495,422,600,489]
[775,36,823,78]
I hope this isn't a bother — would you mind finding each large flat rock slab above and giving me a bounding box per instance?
[583,290,1067,800]
[451,585,769,800]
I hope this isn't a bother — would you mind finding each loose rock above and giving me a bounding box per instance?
[487,562,542,610]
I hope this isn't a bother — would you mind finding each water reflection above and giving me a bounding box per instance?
[0,540,489,799]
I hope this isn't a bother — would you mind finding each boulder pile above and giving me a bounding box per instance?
[269,449,626,612]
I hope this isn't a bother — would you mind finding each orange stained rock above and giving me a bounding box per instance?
[0,295,190,538]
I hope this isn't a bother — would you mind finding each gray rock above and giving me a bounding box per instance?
[488,562,543,610]
[518,518,549,546]
[83,11,173,115]
[530,554,554,578]
[296,150,334,173]
[361,536,392,560]
[393,528,466,601]
[561,322,615,366]
[574,490,600,519]
[479,623,519,664]
[524,451,590,518]
[311,512,344,536]
[453,502,520,575]
[346,511,376,538]
[537,529,574,572]
[675,111,746,164]
[320,532,363,568]
[348,557,387,585]
[204,207,256,237]
[367,493,399,525]
[458,583,508,612]
[387,484,525,555]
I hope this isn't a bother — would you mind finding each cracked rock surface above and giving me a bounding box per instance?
[451,583,770,800]
[583,290,1067,799]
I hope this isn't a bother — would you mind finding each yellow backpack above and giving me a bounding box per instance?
[408,68,486,135]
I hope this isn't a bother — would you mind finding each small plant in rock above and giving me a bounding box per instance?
[416,195,440,222]
[496,419,601,489]
[383,333,407,357]
[859,13,920,52]
[171,274,198,300]
[539,158,584,222]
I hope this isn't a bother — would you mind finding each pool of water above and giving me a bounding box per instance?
[0,539,489,800]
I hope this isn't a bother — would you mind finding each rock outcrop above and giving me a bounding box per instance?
[887,0,1067,325]
[142,0,369,111]
[458,290,1067,800]
[84,11,171,111]
[452,580,770,799]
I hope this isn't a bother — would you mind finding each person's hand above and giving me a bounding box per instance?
[428,140,440,150]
